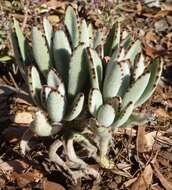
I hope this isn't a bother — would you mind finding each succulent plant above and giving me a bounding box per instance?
[12,6,102,182]
[11,5,163,182]
[86,25,163,168]
[12,6,96,130]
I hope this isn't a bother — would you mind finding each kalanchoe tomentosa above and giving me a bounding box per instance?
[87,37,162,168]
[86,24,163,168]
[12,6,101,182]
[11,5,163,183]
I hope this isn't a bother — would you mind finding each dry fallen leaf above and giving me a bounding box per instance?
[156,135,172,146]
[0,159,29,173]
[151,184,163,190]
[152,161,172,190]
[12,169,43,188]
[130,164,153,190]
[14,111,33,124]
[142,31,158,58]
[144,131,162,152]
[157,155,170,167]
[154,10,170,18]
[161,3,172,11]
[38,0,77,14]
[116,128,137,137]
[159,150,172,162]
[43,179,65,190]
[154,108,171,119]
[123,177,138,188]
[2,127,26,143]
[47,15,60,25]
[0,177,6,189]
[137,127,163,152]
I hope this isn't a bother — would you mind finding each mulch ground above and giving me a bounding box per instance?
[0,0,172,189]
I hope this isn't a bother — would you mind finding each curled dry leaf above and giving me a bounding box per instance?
[142,31,165,58]
[130,164,153,190]
[144,131,162,152]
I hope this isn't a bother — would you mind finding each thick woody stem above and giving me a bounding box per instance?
[99,132,112,158]
[65,132,99,180]
[49,139,79,183]
[65,132,97,168]
[65,134,87,168]
[89,118,114,168]
[95,127,114,169]
[49,137,99,184]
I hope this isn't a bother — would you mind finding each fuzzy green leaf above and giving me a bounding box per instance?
[106,96,122,114]
[53,30,71,85]
[40,85,52,108]
[32,27,50,76]
[122,72,151,108]
[11,32,27,82]
[64,93,84,121]
[47,90,65,123]
[124,40,141,63]
[133,53,145,81]
[122,35,132,49]
[14,19,31,64]
[121,112,148,128]
[47,70,65,96]
[93,30,103,49]
[88,88,103,117]
[96,104,115,127]
[104,23,120,56]
[87,47,103,89]
[28,66,42,106]
[103,62,123,100]
[117,60,131,97]
[43,18,53,49]
[136,59,163,106]
[112,102,134,129]
[88,23,93,48]
[80,19,89,46]
[64,6,79,48]
[68,44,88,99]
[30,111,61,136]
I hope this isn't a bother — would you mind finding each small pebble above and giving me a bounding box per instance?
[155,19,169,33]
